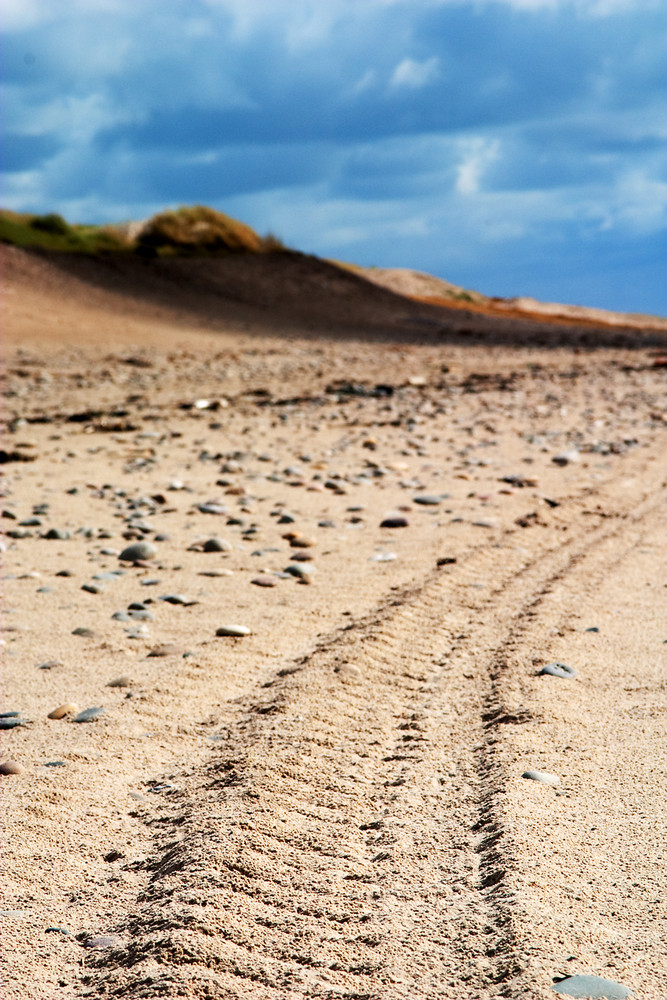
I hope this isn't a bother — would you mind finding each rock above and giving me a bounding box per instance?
[371,552,397,562]
[552,449,580,466]
[85,935,122,950]
[147,644,186,657]
[0,760,25,775]
[216,625,251,637]
[251,576,278,587]
[43,528,71,540]
[107,676,131,687]
[437,557,457,566]
[196,502,227,515]
[0,717,25,729]
[158,594,198,605]
[522,770,559,786]
[72,707,105,723]
[552,974,632,998]
[81,583,104,595]
[380,516,409,528]
[48,703,78,720]
[198,569,233,577]
[413,495,441,505]
[540,662,577,679]
[119,541,156,562]
[288,536,316,549]
[72,627,95,637]
[202,537,231,552]
[285,563,315,583]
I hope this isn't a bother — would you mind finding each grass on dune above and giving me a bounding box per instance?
[0,205,287,257]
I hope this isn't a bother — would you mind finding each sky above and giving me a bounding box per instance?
[2,0,666,314]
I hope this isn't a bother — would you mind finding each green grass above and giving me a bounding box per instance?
[0,206,287,257]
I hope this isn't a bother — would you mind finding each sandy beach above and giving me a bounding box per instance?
[1,244,665,999]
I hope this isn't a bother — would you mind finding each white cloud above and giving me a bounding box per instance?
[390,56,439,90]
[455,138,501,195]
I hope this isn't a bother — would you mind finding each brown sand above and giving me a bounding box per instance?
[1,245,666,999]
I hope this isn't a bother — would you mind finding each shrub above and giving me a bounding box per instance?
[137,205,263,254]
[30,213,71,236]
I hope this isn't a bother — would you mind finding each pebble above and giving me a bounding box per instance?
[540,662,577,679]
[0,760,25,776]
[552,974,631,998]
[215,625,251,637]
[44,528,71,540]
[48,703,78,720]
[371,552,397,562]
[81,583,104,595]
[522,770,559,786]
[288,536,316,549]
[285,563,315,583]
[85,935,122,950]
[198,569,233,577]
[119,541,157,562]
[39,660,63,670]
[107,676,131,687]
[147,644,185,657]
[197,502,227,515]
[158,594,198,605]
[251,576,278,587]
[202,537,231,552]
[380,516,409,528]
[72,627,95,637]
[552,449,580,466]
[413,495,442,506]
[0,717,25,729]
[72,707,105,723]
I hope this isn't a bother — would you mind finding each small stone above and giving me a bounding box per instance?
[198,569,233,577]
[107,676,131,687]
[202,537,232,552]
[522,770,559,786]
[251,576,278,587]
[81,583,104,595]
[119,541,157,562]
[0,760,25,776]
[284,563,315,583]
[413,495,441,506]
[159,594,198,605]
[48,703,78,720]
[215,625,251,637]
[380,516,409,528]
[540,662,577,679]
[72,626,95,637]
[371,552,397,562]
[552,449,580,466]
[290,551,314,562]
[0,717,25,729]
[147,644,185,657]
[552,974,631,998]
[39,660,63,670]
[44,528,71,540]
[289,536,316,549]
[103,850,125,862]
[45,926,71,935]
[197,502,227,515]
[85,935,122,950]
[72,706,105,723]
[437,557,457,566]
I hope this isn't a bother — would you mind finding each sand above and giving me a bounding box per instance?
[1,244,665,999]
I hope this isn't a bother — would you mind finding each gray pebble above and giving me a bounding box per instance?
[107,676,131,687]
[72,627,95,637]
[540,662,577,679]
[158,594,198,605]
[380,516,409,528]
[552,974,631,998]
[197,503,227,515]
[413,495,441,506]
[81,583,104,595]
[84,935,122,950]
[284,563,315,583]
[522,770,559,786]
[215,625,251,637]
[202,537,231,552]
[119,541,156,562]
[0,718,25,730]
[72,707,105,723]
[552,449,580,466]
[44,528,71,540]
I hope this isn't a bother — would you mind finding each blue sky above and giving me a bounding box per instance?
[3,0,666,313]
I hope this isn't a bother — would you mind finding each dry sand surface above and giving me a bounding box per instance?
[1,245,666,999]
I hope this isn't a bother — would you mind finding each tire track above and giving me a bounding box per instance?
[84,454,665,999]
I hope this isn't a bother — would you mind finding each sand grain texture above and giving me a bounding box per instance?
[1,244,665,998]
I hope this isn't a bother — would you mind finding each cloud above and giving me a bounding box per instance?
[389,56,439,89]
